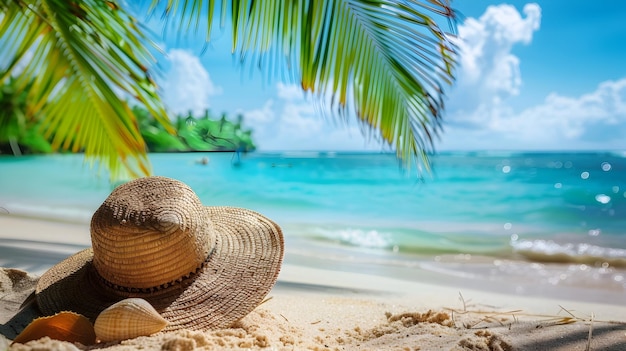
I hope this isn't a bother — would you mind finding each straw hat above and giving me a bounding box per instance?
[35,176,284,330]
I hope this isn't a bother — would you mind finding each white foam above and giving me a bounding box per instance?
[511,239,626,267]
[314,227,392,249]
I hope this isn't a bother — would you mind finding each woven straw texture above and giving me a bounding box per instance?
[35,177,284,330]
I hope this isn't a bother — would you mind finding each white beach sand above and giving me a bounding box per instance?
[1,215,625,350]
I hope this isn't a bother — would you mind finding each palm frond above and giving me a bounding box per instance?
[0,0,171,179]
[156,0,457,171]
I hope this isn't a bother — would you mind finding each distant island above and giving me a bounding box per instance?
[0,75,255,155]
[134,107,256,154]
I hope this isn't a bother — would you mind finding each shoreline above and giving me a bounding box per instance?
[1,214,625,314]
[2,214,626,306]
[1,215,626,350]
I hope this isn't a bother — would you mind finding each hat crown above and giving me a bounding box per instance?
[90,177,214,289]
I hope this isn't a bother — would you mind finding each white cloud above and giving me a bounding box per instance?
[242,83,384,151]
[440,77,626,150]
[161,49,222,116]
[276,82,305,101]
[449,3,541,121]
[280,102,319,134]
[243,100,276,124]
[502,78,626,143]
[438,4,623,150]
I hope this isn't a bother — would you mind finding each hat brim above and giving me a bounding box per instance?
[35,206,284,331]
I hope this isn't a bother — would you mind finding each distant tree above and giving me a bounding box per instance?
[0,77,52,155]
[133,106,255,152]
[134,106,188,152]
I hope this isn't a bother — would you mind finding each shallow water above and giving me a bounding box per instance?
[1,151,625,301]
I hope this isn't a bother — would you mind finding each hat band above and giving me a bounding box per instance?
[96,246,216,294]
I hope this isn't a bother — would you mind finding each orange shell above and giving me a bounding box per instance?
[12,311,96,345]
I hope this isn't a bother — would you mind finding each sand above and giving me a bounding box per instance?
[1,215,626,350]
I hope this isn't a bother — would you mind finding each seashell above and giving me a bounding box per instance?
[12,311,96,345]
[94,298,168,342]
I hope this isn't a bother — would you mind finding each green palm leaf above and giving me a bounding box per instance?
[0,0,171,179]
[1,0,455,179]
[156,0,457,170]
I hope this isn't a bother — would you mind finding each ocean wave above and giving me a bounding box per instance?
[311,227,393,249]
[511,239,626,267]
[608,150,626,158]
[295,224,515,256]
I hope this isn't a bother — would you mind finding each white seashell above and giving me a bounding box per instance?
[94,298,168,342]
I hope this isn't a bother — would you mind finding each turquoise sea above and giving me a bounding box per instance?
[1,151,625,302]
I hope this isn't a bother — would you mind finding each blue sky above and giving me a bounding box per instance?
[135,1,626,152]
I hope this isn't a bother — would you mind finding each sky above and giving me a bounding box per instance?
[133,1,626,152]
